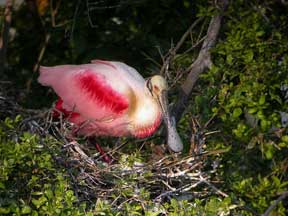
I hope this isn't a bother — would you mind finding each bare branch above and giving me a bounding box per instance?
[201,175,228,197]
[0,0,14,74]
[159,17,204,75]
[33,33,51,73]
[173,0,229,122]
[262,192,288,216]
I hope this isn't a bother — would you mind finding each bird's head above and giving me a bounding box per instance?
[145,75,168,99]
[145,75,183,153]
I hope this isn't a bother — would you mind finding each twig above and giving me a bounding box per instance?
[70,0,82,40]
[173,17,204,56]
[201,175,228,197]
[153,186,182,201]
[154,177,204,202]
[262,192,288,216]
[159,17,204,75]
[0,0,14,74]
[251,3,270,24]
[50,0,62,27]
[173,0,229,122]
[178,35,206,57]
[33,33,51,73]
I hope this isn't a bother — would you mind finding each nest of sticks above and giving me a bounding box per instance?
[0,85,227,210]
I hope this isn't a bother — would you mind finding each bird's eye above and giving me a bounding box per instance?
[146,78,153,92]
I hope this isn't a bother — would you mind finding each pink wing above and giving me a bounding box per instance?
[38,62,131,121]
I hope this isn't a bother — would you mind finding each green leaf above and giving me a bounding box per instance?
[233,108,242,118]
[258,95,266,105]
[226,54,233,65]
[44,189,54,200]
[32,196,47,209]
[31,210,39,216]
[256,31,265,37]
[246,50,254,62]
[0,207,10,214]
[248,108,258,114]
[257,110,265,119]
[281,135,288,143]
[264,144,274,160]
[271,176,281,187]
[21,205,32,214]
[278,142,287,148]
[31,191,44,196]
[0,182,5,189]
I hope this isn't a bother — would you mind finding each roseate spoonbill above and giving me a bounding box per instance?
[38,60,183,153]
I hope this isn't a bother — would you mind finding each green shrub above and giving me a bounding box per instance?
[0,116,87,215]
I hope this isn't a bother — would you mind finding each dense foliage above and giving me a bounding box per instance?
[0,0,287,215]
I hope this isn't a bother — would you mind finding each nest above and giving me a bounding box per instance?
[0,85,227,212]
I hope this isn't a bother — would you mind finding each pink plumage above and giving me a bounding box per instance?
[38,60,162,138]
[75,71,129,114]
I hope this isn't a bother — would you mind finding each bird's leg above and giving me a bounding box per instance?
[95,143,113,164]
[88,137,113,164]
[72,124,113,164]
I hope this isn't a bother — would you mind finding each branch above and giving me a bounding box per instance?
[262,192,288,216]
[173,0,229,122]
[27,33,50,91]
[0,0,14,75]
[33,33,51,73]
[159,17,204,75]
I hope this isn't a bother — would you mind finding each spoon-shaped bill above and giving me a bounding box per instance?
[166,119,183,152]
[158,91,183,152]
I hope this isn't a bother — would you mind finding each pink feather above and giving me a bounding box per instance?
[38,60,162,138]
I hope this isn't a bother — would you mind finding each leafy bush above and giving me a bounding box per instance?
[0,116,251,215]
[199,3,288,215]
[0,116,87,215]
[1,0,288,215]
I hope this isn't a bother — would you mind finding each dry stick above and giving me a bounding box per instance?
[25,33,51,91]
[33,0,64,74]
[50,0,62,27]
[173,0,229,122]
[159,17,204,75]
[33,33,51,73]
[179,35,206,57]
[200,176,228,197]
[0,0,14,75]
[262,192,288,216]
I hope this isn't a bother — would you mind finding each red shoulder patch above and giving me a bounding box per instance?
[75,70,129,114]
